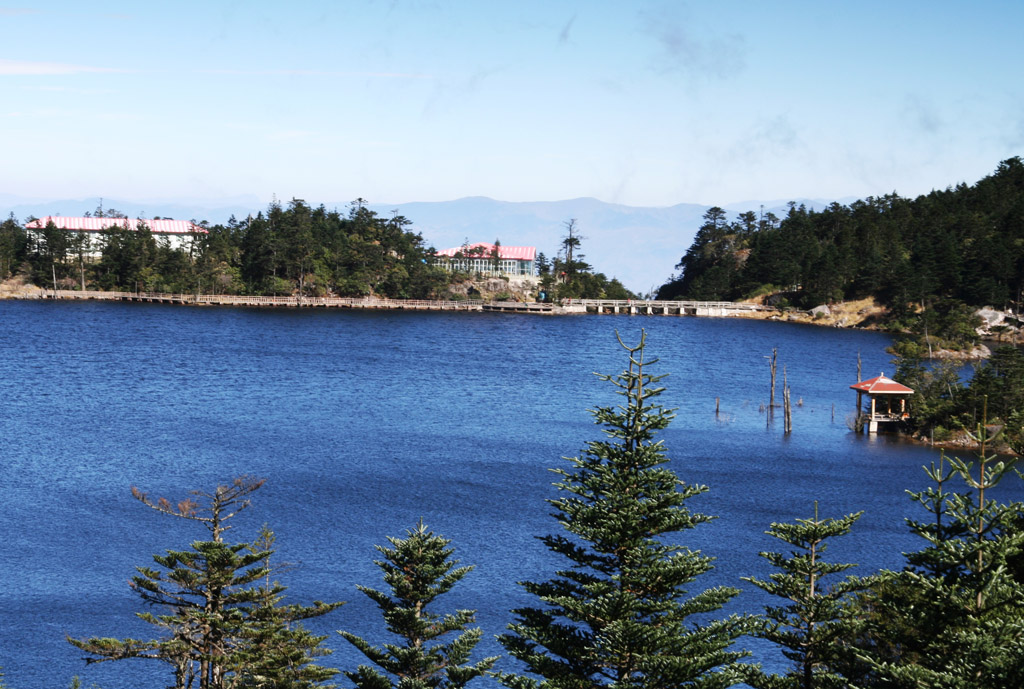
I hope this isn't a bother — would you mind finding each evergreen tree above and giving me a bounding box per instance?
[0,213,29,280]
[491,239,502,274]
[853,413,1024,688]
[69,477,342,689]
[559,219,584,278]
[663,206,738,300]
[536,252,550,276]
[497,331,749,689]
[742,504,870,689]
[338,521,497,689]
[231,526,341,689]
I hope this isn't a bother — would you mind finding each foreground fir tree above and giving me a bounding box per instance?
[69,477,342,689]
[338,521,498,688]
[497,331,749,689]
[230,526,342,689]
[852,409,1024,688]
[742,504,869,689]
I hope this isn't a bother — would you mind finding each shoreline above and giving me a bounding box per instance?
[4,286,772,318]
[5,284,1019,357]
[10,283,1018,456]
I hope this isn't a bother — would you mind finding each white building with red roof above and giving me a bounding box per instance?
[850,373,914,433]
[24,216,208,255]
[434,242,536,277]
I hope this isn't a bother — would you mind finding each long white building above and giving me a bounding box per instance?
[24,216,208,255]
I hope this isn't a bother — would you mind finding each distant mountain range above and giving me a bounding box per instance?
[0,194,850,294]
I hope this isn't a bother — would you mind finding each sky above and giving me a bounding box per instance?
[2,1,1023,208]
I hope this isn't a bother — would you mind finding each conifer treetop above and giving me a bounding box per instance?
[130,475,266,542]
[498,330,749,689]
[339,521,498,689]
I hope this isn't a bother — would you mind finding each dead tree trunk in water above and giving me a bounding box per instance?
[783,365,792,434]
[766,348,778,409]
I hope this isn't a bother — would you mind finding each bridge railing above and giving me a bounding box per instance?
[44,290,486,309]
[43,290,771,313]
[566,299,769,311]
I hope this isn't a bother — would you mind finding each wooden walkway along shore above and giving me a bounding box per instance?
[41,290,486,310]
[38,290,770,316]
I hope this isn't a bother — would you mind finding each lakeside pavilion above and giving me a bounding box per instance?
[850,373,914,433]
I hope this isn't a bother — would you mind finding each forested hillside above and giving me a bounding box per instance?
[657,158,1024,317]
[0,198,636,301]
[0,199,449,299]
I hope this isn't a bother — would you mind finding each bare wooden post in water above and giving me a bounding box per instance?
[783,365,792,434]
[765,348,778,410]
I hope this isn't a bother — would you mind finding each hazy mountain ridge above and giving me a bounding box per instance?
[1,194,843,294]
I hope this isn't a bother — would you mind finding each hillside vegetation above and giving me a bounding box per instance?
[0,199,635,301]
[657,158,1024,321]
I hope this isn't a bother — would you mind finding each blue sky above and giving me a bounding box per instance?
[3,1,1022,207]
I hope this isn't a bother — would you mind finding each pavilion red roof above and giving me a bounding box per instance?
[435,242,536,261]
[24,216,207,235]
[850,374,914,395]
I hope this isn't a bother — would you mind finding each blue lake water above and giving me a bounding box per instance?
[1,300,1019,688]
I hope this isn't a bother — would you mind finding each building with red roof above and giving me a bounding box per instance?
[850,373,914,433]
[24,216,207,256]
[434,242,536,277]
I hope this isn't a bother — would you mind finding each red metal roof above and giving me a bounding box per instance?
[435,242,536,261]
[24,216,207,235]
[850,374,914,395]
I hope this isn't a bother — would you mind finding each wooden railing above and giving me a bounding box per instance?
[43,290,485,309]
[566,299,769,311]
[40,290,772,316]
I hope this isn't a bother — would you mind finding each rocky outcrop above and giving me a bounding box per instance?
[444,275,541,301]
[736,297,887,329]
[0,277,43,299]
[975,306,1022,342]
[931,344,992,361]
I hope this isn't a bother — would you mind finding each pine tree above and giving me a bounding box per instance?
[853,407,1024,687]
[742,504,869,689]
[69,477,343,689]
[497,330,749,689]
[338,521,498,689]
[230,526,342,689]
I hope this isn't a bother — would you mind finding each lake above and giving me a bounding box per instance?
[1,300,1017,688]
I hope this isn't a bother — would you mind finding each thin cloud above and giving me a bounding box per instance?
[0,8,40,15]
[421,66,503,118]
[2,106,141,122]
[725,115,804,169]
[201,68,431,79]
[24,85,116,95]
[268,129,318,141]
[558,14,576,45]
[639,8,745,80]
[1006,112,1024,149]
[903,95,943,134]
[0,59,130,75]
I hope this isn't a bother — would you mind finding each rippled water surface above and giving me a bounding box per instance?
[1,300,1018,688]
